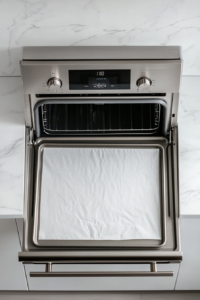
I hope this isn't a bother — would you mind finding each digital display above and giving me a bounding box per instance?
[69,70,130,90]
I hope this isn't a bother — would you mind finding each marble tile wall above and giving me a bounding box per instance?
[0,0,200,76]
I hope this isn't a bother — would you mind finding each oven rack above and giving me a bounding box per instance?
[41,103,160,135]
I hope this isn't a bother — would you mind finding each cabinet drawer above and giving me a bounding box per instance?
[25,263,179,291]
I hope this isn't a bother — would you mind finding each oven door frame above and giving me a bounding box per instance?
[32,139,166,248]
[19,127,182,265]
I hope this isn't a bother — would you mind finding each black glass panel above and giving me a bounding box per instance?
[69,70,130,90]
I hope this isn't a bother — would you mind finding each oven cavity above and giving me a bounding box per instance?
[40,103,161,136]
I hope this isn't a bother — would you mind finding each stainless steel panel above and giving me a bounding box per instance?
[171,93,179,128]
[19,250,182,262]
[20,60,182,94]
[23,94,32,128]
[23,46,181,60]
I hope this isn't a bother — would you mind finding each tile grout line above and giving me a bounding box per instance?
[15,219,30,291]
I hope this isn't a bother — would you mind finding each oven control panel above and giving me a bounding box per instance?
[46,75,153,92]
[21,60,181,94]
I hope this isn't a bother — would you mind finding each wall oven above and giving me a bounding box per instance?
[19,46,182,278]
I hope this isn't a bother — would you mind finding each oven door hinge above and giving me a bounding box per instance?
[168,127,175,145]
[28,128,34,146]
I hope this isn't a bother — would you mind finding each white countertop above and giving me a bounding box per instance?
[0,76,200,217]
[179,76,200,214]
[0,78,24,218]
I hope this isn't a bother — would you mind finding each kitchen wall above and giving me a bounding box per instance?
[0,0,200,76]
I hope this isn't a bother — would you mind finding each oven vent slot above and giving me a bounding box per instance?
[41,103,160,135]
[36,93,166,98]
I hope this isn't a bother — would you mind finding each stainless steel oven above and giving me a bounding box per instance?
[19,46,182,278]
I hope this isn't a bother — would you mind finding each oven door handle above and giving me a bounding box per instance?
[29,262,173,277]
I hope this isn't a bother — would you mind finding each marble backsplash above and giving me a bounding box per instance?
[178,77,200,214]
[0,0,200,76]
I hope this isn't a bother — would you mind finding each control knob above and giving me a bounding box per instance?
[136,77,152,92]
[47,77,62,91]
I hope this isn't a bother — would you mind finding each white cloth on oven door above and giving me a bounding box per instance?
[39,147,161,240]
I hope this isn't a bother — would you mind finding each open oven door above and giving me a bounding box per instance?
[19,96,182,278]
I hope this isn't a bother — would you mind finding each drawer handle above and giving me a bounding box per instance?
[29,262,174,277]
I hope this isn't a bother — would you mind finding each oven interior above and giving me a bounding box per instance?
[41,103,160,135]
[34,98,168,138]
